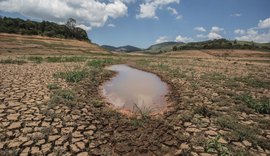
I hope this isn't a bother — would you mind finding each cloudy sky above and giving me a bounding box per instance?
[0,0,270,48]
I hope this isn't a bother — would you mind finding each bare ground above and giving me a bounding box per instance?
[0,35,270,156]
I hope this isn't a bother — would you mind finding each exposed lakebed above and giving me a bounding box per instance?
[102,64,169,113]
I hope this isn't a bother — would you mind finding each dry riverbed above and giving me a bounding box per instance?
[0,55,270,156]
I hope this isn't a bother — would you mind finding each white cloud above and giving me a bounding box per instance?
[167,7,182,20]
[230,13,242,17]
[136,3,158,19]
[136,0,180,19]
[258,17,270,29]
[208,32,222,40]
[211,26,224,33]
[195,26,224,40]
[235,17,270,43]
[235,28,270,43]
[167,7,178,15]
[176,15,182,20]
[234,29,245,35]
[194,27,206,32]
[0,0,128,30]
[196,34,206,38]
[175,35,193,43]
[155,36,169,44]
[76,24,91,31]
[107,23,116,27]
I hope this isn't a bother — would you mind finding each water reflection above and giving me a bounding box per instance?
[102,64,168,113]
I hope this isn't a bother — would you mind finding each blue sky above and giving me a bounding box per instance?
[0,0,270,48]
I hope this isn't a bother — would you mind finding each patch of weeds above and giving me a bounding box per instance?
[92,100,103,108]
[233,76,270,89]
[205,135,230,156]
[55,89,75,100]
[201,72,227,82]
[216,115,258,142]
[48,89,75,108]
[237,94,270,114]
[47,56,87,63]
[54,70,87,83]
[28,56,43,63]
[88,58,120,68]
[170,68,186,78]
[0,59,26,65]
[136,59,150,67]
[234,104,254,114]
[133,103,152,120]
[129,117,143,127]
[191,133,207,146]
[256,118,270,130]
[224,80,240,88]
[177,111,194,122]
[157,63,170,71]
[47,83,59,90]
[194,105,213,117]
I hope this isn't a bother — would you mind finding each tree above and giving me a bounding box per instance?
[66,18,76,30]
[172,46,177,51]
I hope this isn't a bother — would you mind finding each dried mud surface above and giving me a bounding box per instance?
[0,54,270,156]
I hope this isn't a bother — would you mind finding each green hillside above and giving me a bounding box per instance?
[144,39,270,53]
[0,17,90,41]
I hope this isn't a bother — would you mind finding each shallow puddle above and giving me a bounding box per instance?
[102,64,168,113]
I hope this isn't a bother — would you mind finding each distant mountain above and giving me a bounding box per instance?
[101,45,141,52]
[145,42,185,53]
[101,45,118,51]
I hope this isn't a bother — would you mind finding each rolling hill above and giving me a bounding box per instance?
[144,39,270,53]
[102,45,141,52]
[144,42,185,53]
[0,33,107,55]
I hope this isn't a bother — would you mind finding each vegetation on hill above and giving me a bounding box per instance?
[0,17,90,41]
[173,39,270,51]
[102,45,141,52]
[145,42,185,53]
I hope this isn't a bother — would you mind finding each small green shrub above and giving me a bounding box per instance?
[55,89,74,100]
[47,89,75,108]
[92,100,103,108]
[28,56,43,63]
[54,70,87,83]
[47,83,59,90]
[205,135,230,155]
[87,58,120,68]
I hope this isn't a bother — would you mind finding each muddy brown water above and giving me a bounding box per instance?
[102,64,169,113]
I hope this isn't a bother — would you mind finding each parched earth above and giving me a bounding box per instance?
[0,55,270,156]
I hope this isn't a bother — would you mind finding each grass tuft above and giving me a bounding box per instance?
[0,59,26,65]
[47,83,59,90]
[54,70,87,83]
[28,56,44,63]
[237,94,270,114]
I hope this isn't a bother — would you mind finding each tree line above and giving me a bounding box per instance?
[172,39,270,51]
[0,17,90,42]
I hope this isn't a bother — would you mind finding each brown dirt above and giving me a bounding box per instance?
[0,33,107,55]
[0,40,270,155]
